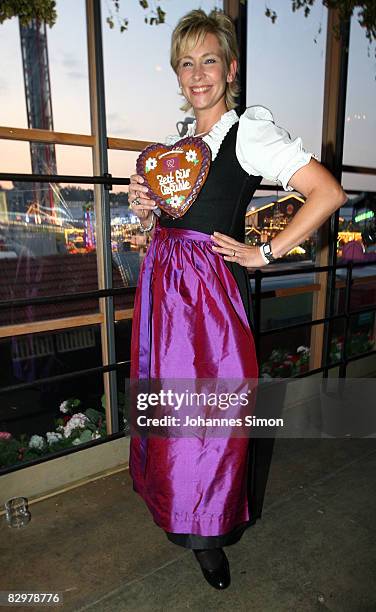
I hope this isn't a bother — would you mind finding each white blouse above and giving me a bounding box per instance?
[165,105,313,192]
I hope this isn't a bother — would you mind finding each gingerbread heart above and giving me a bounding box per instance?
[136,137,211,219]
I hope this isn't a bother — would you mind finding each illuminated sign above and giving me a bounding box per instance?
[354,210,374,222]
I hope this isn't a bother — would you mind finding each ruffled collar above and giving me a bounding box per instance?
[186,109,239,160]
[165,109,239,161]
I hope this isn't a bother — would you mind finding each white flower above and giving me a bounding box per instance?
[185,149,197,163]
[169,195,181,208]
[29,434,45,450]
[46,431,63,445]
[91,431,102,440]
[63,413,89,438]
[145,157,157,172]
[262,373,272,380]
[297,346,310,354]
[60,400,69,413]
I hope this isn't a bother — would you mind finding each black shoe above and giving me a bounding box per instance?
[193,549,231,590]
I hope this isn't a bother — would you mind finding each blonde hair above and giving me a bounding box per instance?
[170,9,240,113]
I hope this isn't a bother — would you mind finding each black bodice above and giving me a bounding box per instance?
[158,121,262,240]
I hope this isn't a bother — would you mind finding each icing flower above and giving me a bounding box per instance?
[169,195,181,208]
[185,149,197,163]
[145,157,157,172]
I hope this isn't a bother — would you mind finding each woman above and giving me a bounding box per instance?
[128,9,346,590]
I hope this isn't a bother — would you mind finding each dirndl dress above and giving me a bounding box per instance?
[129,122,269,549]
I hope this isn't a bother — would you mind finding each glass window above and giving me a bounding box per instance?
[102,0,223,142]
[108,149,138,182]
[55,145,92,178]
[0,141,32,174]
[47,0,90,134]
[343,15,376,169]
[0,141,92,182]
[0,361,106,471]
[0,17,28,128]
[337,193,376,260]
[108,150,151,290]
[257,290,314,377]
[336,192,376,363]
[246,2,328,161]
[0,0,90,134]
[0,180,99,325]
[328,314,375,366]
[0,326,102,387]
[342,173,376,192]
[110,196,144,294]
[246,192,316,263]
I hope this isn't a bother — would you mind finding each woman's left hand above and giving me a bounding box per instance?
[210,231,268,268]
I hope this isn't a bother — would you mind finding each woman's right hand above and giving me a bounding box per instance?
[128,173,158,224]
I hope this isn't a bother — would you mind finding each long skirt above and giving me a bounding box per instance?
[129,224,260,548]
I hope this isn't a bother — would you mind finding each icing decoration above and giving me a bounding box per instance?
[136,137,211,219]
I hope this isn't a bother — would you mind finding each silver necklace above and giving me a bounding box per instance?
[194,128,210,138]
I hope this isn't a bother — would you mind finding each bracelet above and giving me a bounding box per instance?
[139,213,155,233]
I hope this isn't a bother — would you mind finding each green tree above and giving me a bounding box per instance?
[0,0,57,26]
[0,0,166,30]
[1,0,375,51]
[263,1,376,48]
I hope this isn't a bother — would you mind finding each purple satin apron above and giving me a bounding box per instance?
[129,223,259,536]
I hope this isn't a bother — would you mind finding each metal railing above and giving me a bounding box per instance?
[1,169,375,475]
[252,259,376,378]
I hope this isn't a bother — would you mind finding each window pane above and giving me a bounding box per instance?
[102,0,223,142]
[108,151,150,291]
[48,0,90,133]
[343,15,376,168]
[0,0,90,133]
[111,194,144,295]
[337,194,376,260]
[0,364,106,471]
[246,193,316,263]
[246,2,327,160]
[257,290,314,378]
[329,315,375,366]
[55,145,92,177]
[0,18,28,127]
[346,314,375,358]
[0,140,32,174]
[108,149,138,183]
[0,325,102,386]
[0,181,99,325]
[0,140,93,184]
[342,172,376,192]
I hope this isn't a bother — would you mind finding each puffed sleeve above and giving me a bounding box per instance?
[236,105,313,191]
